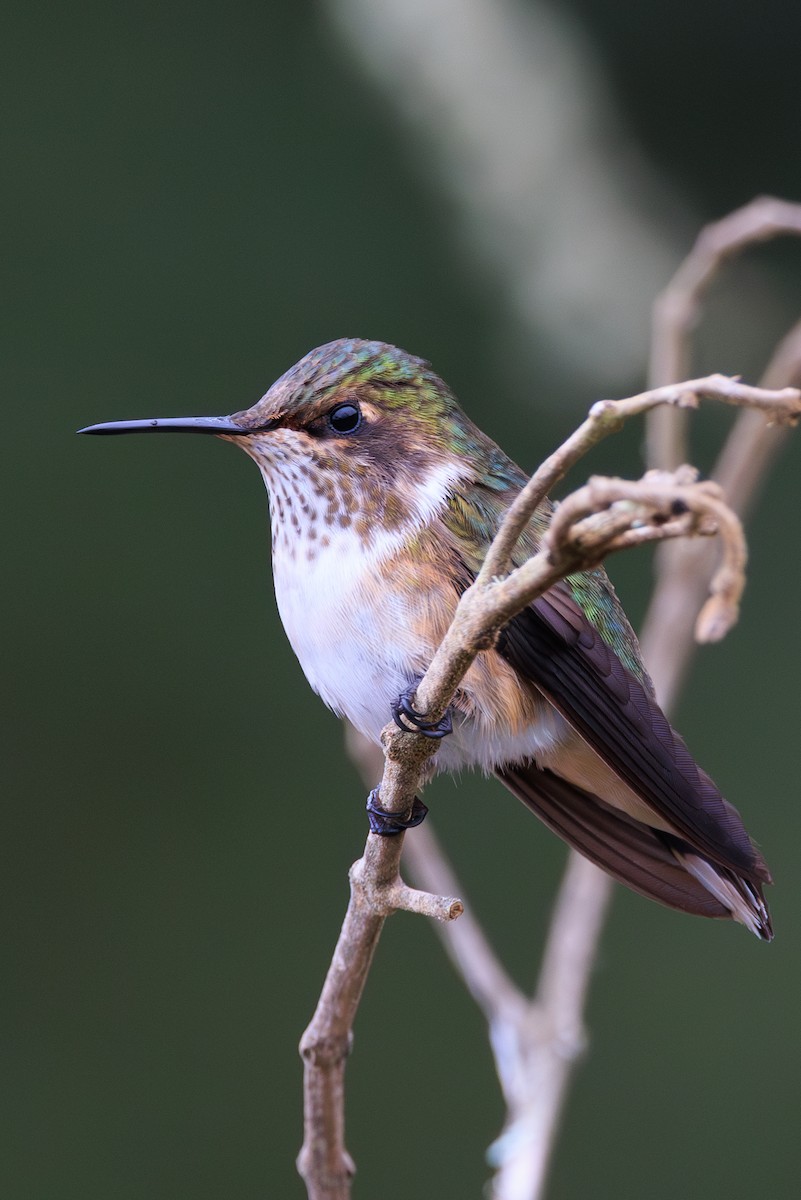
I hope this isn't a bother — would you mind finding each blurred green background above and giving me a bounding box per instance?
[5,1,801,1196]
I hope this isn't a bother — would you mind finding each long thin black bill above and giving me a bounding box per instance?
[77,416,245,436]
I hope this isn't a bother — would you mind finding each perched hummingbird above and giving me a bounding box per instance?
[79,339,773,939]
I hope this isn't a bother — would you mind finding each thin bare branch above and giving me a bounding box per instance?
[298,735,464,1200]
[548,472,748,642]
[478,373,799,583]
[486,854,614,1200]
[647,196,801,470]
[632,353,801,712]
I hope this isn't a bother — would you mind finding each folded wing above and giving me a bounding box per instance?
[496,583,771,887]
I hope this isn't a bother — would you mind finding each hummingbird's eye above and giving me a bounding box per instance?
[328,403,362,434]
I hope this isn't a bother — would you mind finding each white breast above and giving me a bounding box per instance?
[257,447,567,775]
[265,456,456,735]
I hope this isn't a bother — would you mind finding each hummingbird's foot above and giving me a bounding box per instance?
[391,680,453,740]
[366,789,429,836]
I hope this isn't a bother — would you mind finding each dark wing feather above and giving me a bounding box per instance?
[497,762,735,919]
[497,583,771,885]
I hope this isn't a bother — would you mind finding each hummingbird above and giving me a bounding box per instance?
[79,338,773,939]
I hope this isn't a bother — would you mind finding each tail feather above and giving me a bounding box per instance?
[497,761,773,940]
[676,850,773,940]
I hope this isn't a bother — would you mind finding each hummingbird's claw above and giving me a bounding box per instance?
[366,790,429,836]
[391,681,454,740]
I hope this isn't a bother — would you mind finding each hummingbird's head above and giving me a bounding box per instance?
[79,339,481,550]
[227,339,479,547]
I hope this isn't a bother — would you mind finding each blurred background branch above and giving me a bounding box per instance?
[325,0,685,387]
